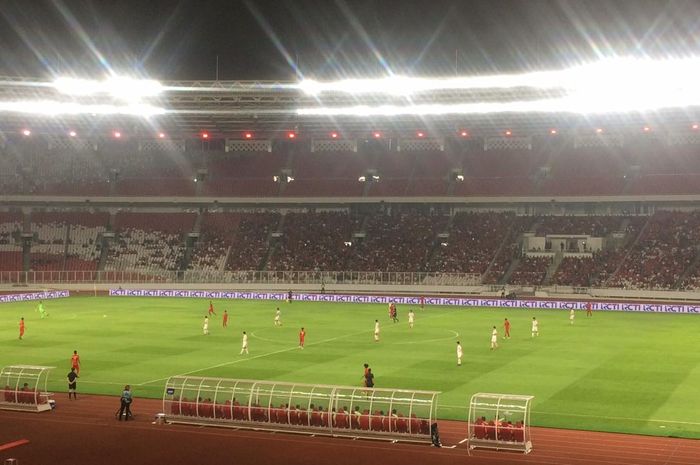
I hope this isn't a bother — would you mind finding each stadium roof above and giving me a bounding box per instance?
[2,74,700,139]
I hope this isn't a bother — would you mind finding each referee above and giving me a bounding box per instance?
[67,368,78,400]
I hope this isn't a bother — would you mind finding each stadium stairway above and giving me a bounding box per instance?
[603,215,652,287]
[501,257,521,285]
[675,246,700,288]
[542,251,564,286]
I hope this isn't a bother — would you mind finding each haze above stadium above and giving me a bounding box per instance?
[1,0,698,81]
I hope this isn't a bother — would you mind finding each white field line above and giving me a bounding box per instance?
[139,309,457,386]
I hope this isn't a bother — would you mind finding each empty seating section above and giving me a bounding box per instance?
[188,213,243,272]
[607,211,700,289]
[105,213,196,272]
[535,216,621,237]
[225,213,280,270]
[0,212,22,275]
[268,212,356,270]
[508,256,552,285]
[430,212,514,274]
[30,212,67,271]
[347,212,447,272]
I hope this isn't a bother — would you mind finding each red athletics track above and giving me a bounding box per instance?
[2,395,699,465]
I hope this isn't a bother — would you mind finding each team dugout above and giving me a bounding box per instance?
[163,376,439,442]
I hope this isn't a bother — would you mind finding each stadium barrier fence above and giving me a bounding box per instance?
[162,376,439,443]
[467,392,534,454]
[0,270,481,286]
[0,365,55,412]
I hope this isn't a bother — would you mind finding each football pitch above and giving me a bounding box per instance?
[2,296,700,438]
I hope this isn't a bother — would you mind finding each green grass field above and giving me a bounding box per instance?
[2,296,700,438]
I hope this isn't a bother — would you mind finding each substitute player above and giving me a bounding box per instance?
[19,317,25,340]
[374,320,380,342]
[240,331,249,354]
[569,308,575,325]
[531,317,539,337]
[222,310,229,328]
[490,326,499,350]
[37,301,48,319]
[203,316,210,335]
[71,350,81,375]
[456,341,463,366]
[208,301,216,316]
[503,318,511,339]
[408,309,415,329]
[274,307,282,327]
[299,327,306,349]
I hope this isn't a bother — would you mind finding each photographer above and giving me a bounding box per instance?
[118,385,133,421]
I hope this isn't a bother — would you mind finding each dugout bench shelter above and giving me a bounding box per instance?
[163,376,439,443]
[0,365,55,412]
[467,392,534,454]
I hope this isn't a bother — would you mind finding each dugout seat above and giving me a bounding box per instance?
[298,409,309,426]
[233,402,243,420]
[473,421,486,439]
[409,414,420,434]
[396,414,407,433]
[420,419,430,435]
[311,410,321,427]
[497,422,512,441]
[321,409,330,427]
[370,411,382,431]
[335,410,348,429]
[359,412,370,431]
[3,386,16,403]
[485,421,496,440]
[513,422,525,442]
[351,413,360,430]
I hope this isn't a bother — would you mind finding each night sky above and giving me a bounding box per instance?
[1,0,700,81]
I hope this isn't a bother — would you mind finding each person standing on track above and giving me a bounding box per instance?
[118,385,133,421]
[67,368,78,400]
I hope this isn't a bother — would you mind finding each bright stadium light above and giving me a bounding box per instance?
[0,100,165,117]
[53,76,163,101]
[158,132,166,139]
[69,130,77,137]
[21,129,31,136]
[113,131,122,139]
[244,132,253,139]
[296,57,700,116]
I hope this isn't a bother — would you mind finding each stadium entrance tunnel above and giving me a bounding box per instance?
[162,376,439,443]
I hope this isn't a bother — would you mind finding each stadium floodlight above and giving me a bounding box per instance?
[358,176,366,182]
[456,174,464,181]
[0,100,165,117]
[158,132,166,139]
[244,132,253,139]
[21,129,31,136]
[69,130,77,137]
[286,176,294,182]
[53,76,163,101]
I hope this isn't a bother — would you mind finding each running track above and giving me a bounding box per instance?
[1,396,699,465]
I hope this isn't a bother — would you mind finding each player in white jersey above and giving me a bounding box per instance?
[456,341,463,366]
[374,319,380,342]
[203,316,209,335]
[531,317,539,337]
[240,331,249,354]
[408,309,415,329]
[569,308,575,325]
[490,326,498,350]
[274,307,282,326]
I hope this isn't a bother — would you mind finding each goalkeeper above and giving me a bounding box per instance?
[37,301,48,319]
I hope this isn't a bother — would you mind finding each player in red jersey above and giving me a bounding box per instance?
[222,310,229,327]
[585,302,593,317]
[419,295,425,309]
[503,318,511,339]
[71,350,81,375]
[299,327,306,350]
[19,317,25,340]
[208,301,216,316]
